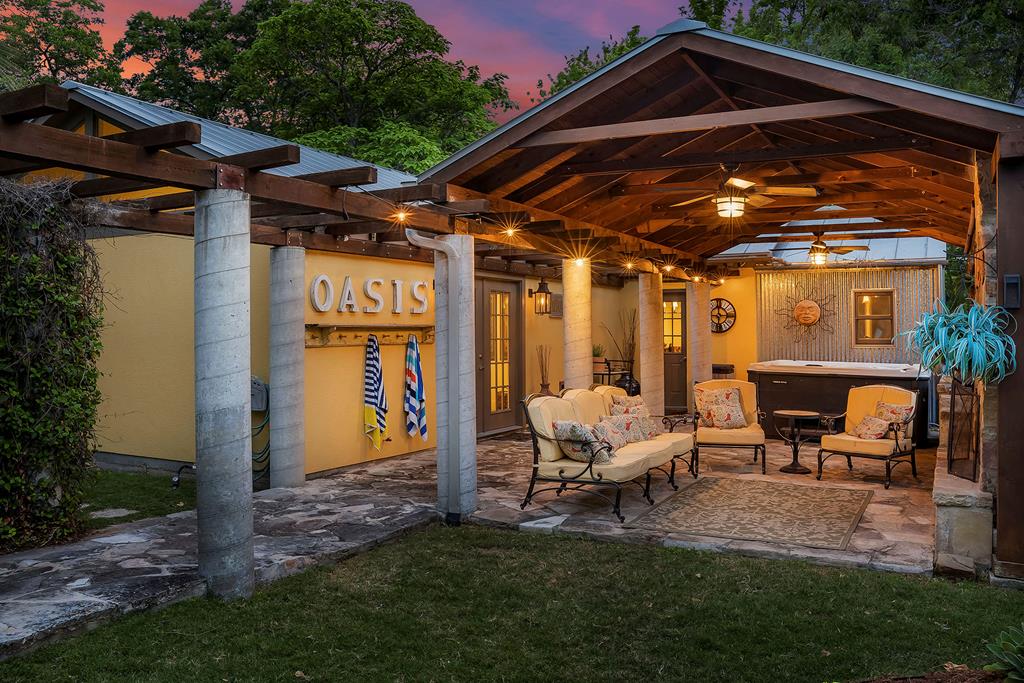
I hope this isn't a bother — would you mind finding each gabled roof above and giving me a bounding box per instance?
[62,81,415,192]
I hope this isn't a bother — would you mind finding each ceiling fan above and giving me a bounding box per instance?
[669,167,819,217]
[772,233,870,264]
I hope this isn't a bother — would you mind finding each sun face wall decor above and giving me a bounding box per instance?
[775,291,836,341]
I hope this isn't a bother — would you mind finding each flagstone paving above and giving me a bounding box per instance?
[1,433,935,659]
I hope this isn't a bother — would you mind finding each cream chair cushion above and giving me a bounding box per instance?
[592,385,627,414]
[562,388,607,426]
[696,423,765,446]
[845,385,917,439]
[821,432,899,457]
[694,379,758,426]
[537,448,651,482]
[616,439,675,469]
[654,431,695,458]
[525,395,578,462]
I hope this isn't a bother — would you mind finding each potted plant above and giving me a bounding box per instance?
[592,344,606,373]
[905,301,1017,385]
[603,309,641,395]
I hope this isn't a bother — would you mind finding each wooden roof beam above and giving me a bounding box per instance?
[105,122,202,151]
[0,84,69,122]
[555,136,929,176]
[517,98,895,147]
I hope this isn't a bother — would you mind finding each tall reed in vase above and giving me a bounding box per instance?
[536,344,554,395]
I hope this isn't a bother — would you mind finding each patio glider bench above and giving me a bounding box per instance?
[817,384,918,489]
[692,379,767,475]
[521,386,694,522]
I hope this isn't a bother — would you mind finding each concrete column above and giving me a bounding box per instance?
[434,234,477,521]
[638,270,665,415]
[686,281,712,412]
[269,246,306,489]
[562,257,592,389]
[193,188,255,600]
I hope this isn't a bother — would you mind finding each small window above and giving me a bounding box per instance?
[853,289,895,346]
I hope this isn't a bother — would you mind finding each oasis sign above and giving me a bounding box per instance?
[309,274,430,314]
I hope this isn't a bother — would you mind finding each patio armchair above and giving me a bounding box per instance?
[816,384,918,489]
[692,379,767,475]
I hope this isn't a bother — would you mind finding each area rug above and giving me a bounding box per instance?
[627,477,872,550]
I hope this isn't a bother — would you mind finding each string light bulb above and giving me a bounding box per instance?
[574,258,586,267]
[393,208,409,223]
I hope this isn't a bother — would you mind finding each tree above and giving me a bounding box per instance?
[295,122,447,174]
[0,0,120,87]
[115,0,288,124]
[679,0,735,29]
[231,0,513,147]
[532,26,647,102]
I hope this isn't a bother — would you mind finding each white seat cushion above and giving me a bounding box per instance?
[654,431,695,457]
[525,396,578,462]
[821,432,899,457]
[615,439,675,469]
[537,449,651,482]
[696,424,765,446]
[562,388,607,426]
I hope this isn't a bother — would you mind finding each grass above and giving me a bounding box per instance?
[2,526,1022,682]
[82,469,196,531]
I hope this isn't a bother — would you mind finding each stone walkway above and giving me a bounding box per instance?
[1,434,935,659]
[0,480,434,658]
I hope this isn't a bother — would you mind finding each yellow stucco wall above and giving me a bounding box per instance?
[93,234,271,462]
[709,268,758,380]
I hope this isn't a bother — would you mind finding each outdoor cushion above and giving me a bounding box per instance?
[552,420,609,463]
[610,403,651,418]
[611,394,645,408]
[592,384,627,414]
[654,431,695,457]
[593,419,628,451]
[851,415,890,440]
[694,380,758,426]
[536,450,651,483]
[845,385,916,440]
[525,395,578,462]
[696,423,766,446]
[821,431,899,457]
[562,388,606,426]
[614,440,674,469]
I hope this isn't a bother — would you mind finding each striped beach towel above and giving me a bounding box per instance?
[404,335,428,441]
[363,334,388,450]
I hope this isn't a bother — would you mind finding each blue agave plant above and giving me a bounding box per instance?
[904,301,1018,385]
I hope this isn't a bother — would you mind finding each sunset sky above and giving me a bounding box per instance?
[96,0,693,116]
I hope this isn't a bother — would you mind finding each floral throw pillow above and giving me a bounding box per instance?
[703,404,747,429]
[593,419,628,451]
[611,395,645,408]
[638,415,662,438]
[852,415,890,440]
[875,401,913,426]
[552,420,611,463]
[603,414,650,444]
[695,387,746,428]
[610,404,652,418]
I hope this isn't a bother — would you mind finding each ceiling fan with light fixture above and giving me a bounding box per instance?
[772,233,870,264]
[669,165,819,217]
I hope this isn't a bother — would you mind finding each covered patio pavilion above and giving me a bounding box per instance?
[2,16,1024,605]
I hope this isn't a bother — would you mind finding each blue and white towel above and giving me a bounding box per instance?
[363,334,388,450]
[404,335,428,441]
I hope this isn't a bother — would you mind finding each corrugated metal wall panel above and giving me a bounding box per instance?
[756,267,940,363]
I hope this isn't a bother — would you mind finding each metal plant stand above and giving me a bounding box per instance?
[773,409,821,475]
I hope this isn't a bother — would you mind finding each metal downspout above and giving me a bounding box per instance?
[405,228,463,522]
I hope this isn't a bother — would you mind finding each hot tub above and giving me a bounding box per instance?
[747,360,934,443]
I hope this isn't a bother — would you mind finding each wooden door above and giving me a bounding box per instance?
[475,279,524,434]
[663,290,687,413]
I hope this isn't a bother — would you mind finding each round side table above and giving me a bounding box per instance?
[772,409,821,475]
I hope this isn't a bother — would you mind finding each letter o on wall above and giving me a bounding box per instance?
[309,274,334,312]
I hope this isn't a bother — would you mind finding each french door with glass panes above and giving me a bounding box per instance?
[475,279,524,434]
[663,290,687,413]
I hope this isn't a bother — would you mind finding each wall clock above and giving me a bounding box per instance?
[710,298,737,333]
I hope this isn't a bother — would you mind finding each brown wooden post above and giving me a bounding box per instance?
[996,133,1024,578]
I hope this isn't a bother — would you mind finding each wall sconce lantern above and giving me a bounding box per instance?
[529,278,552,315]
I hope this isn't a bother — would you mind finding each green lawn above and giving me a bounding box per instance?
[2,526,1021,682]
[82,468,196,531]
